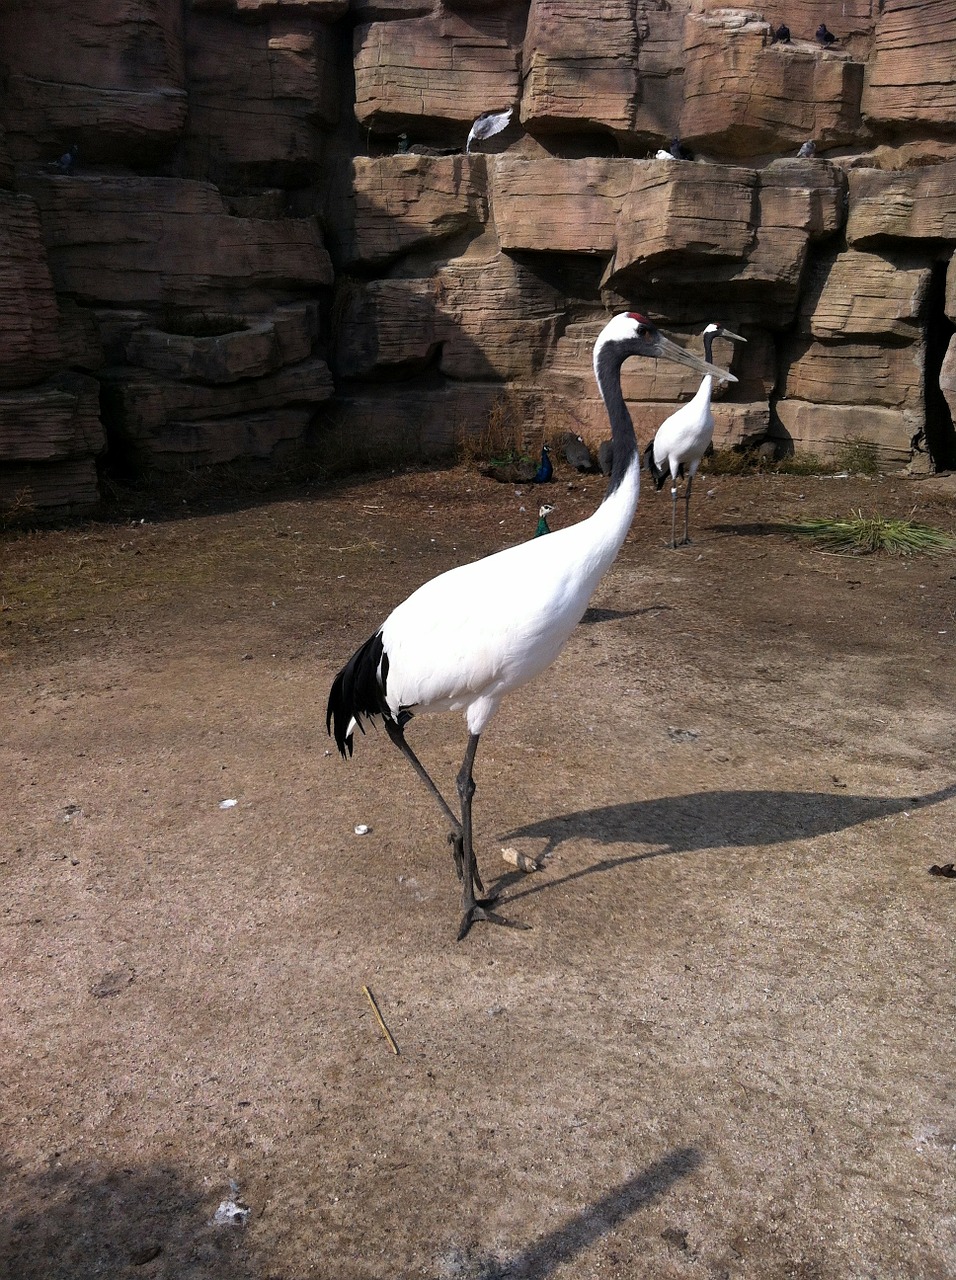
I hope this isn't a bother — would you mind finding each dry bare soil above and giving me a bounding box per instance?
[2,465,955,1280]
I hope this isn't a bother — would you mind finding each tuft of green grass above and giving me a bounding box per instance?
[789,510,956,556]
[834,436,880,477]
[774,451,834,476]
[702,446,836,477]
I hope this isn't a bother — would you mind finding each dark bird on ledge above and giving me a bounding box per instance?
[655,136,692,161]
[48,143,78,173]
[770,23,791,44]
[816,22,837,46]
[797,139,817,158]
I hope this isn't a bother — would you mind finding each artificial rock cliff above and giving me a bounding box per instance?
[2,0,956,516]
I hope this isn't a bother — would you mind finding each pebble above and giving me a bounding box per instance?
[501,846,540,873]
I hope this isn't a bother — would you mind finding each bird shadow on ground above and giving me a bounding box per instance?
[493,784,956,903]
[442,1146,701,1280]
[581,604,672,624]
[709,520,798,539]
[0,1158,260,1280]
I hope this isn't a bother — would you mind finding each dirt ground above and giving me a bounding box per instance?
[2,462,955,1280]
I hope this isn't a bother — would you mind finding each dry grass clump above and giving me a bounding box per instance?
[457,392,537,466]
[705,435,881,478]
[703,446,832,476]
[789,510,956,556]
[835,436,880,477]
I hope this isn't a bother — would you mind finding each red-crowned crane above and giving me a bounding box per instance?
[327,313,735,939]
[643,322,745,549]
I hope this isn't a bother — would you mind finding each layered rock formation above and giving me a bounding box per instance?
[2,0,956,517]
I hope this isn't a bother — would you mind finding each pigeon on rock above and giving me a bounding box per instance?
[466,108,514,153]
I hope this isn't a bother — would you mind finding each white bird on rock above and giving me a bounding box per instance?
[327,313,734,939]
[466,107,513,153]
[644,322,745,548]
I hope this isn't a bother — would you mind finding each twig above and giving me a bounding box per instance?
[362,984,400,1055]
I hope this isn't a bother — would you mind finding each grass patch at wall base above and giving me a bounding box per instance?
[789,511,956,556]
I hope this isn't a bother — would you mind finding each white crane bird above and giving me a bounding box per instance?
[643,321,745,549]
[327,313,734,939]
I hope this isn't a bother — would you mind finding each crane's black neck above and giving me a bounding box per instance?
[595,342,638,495]
[703,329,715,366]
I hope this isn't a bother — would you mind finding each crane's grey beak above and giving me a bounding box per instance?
[721,328,747,345]
[654,334,738,384]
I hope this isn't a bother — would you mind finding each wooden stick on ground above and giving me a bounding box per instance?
[362,984,400,1055]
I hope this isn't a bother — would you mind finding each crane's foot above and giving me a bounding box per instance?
[677,536,692,547]
[457,895,527,941]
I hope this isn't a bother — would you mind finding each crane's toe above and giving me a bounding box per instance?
[457,898,526,941]
[447,834,487,891]
[448,831,464,880]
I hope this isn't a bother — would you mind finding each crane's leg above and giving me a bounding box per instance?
[455,733,512,941]
[679,473,694,546]
[384,720,466,881]
[670,483,679,549]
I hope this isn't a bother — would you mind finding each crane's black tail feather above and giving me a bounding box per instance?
[642,442,668,491]
[326,630,390,758]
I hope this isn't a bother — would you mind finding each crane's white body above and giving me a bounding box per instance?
[646,322,744,548]
[651,374,715,481]
[379,459,640,735]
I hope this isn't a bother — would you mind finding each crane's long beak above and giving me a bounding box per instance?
[722,329,747,345]
[654,334,738,383]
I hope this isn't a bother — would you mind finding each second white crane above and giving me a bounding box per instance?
[644,322,745,548]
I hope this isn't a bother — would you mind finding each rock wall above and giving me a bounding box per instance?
[2,1,956,516]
